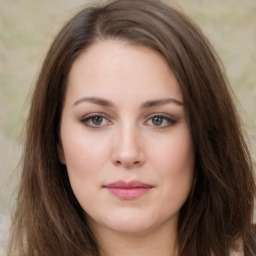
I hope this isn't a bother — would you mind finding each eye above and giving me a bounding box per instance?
[151,116,164,126]
[144,114,176,128]
[81,114,112,128]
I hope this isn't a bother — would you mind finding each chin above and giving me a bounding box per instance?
[110,220,151,234]
[94,211,175,236]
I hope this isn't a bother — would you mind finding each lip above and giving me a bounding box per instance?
[103,180,153,200]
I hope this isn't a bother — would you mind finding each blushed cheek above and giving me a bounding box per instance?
[64,137,110,177]
[154,133,195,197]
[157,144,194,174]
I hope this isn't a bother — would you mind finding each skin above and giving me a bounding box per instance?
[59,40,195,256]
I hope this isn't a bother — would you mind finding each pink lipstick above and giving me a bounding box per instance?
[104,180,153,200]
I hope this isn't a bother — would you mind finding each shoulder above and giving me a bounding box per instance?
[230,251,244,256]
[230,241,244,256]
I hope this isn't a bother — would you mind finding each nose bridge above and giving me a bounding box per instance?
[112,119,145,167]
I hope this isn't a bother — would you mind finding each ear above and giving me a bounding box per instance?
[57,143,66,164]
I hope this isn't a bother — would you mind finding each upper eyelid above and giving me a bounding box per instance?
[144,112,176,119]
[144,113,177,126]
[80,113,112,128]
[79,112,177,123]
[80,113,112,125]
[81,112,110,120]
[80,112,176,119]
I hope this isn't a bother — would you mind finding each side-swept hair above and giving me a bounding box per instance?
[8,1,255,255]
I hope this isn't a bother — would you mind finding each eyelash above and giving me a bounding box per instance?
[144,114,177,128]
[81,113,112,128]
[80,113,177,128]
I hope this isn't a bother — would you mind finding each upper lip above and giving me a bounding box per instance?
[104,180,153,188]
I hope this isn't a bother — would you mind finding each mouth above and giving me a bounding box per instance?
[103,180,153,200]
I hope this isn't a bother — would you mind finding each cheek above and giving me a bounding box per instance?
[60,133,111,203]
[151,130,194,174]
[62,137,109,204]
[61,128,111,170]
[150,129,194,200]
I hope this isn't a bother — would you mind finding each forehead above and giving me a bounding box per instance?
[66,39,183,105]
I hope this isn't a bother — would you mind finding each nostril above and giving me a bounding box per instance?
[115,159,141,168]
[111,136,146,168]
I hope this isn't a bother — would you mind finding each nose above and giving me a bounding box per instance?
[111,123,146,168]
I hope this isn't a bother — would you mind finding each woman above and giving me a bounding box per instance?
[8,0,256,255]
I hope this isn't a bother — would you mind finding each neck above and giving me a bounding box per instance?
[92,221,179,256]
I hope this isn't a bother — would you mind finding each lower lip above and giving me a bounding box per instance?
[106,187,151,200]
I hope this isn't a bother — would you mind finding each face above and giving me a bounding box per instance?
[59,40,194,236]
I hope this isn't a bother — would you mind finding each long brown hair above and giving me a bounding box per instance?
[8,0,256,255]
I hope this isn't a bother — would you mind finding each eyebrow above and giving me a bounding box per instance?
[141,98,183,108]
[74,97,115,107]
[73,97,183,108]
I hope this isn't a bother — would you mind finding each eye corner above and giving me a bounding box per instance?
[144,113,177,128]
[80,113,113,128]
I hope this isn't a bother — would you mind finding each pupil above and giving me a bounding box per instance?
[92,116,102,125]
[153,117,162,126]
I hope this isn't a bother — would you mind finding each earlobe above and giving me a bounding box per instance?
[57,143,66,164]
